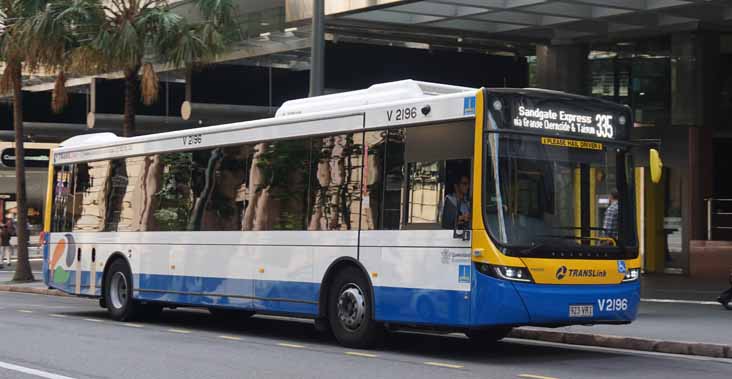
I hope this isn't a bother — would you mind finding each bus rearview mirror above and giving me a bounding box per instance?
[649,148,663,184]
[453,223,471,241]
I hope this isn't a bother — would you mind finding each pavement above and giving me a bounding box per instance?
[0,258,731,361]
[0,291,730,379]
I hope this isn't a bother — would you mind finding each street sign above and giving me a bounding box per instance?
[0,148,50,168]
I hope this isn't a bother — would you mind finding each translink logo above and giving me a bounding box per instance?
[556,265,607,280]
[556,266,567,280]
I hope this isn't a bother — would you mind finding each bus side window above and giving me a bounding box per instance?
[52,164,75,233]
[240,139,311,231]
[360,129,405,231]
[399,121,474,230]
[308,133,364,231]
[405,161,444,229]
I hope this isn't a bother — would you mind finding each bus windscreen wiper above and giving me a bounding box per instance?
[520,235,572,255]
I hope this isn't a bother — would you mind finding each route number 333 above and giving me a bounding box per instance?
[595,114,614,138]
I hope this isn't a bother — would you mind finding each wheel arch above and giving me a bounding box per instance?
[318,257,376,319]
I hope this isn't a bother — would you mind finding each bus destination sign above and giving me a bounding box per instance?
[512,106,617,140]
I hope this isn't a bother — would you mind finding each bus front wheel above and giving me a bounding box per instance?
[328,266,383,348]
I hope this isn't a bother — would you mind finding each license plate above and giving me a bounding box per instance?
[569,304,594,317]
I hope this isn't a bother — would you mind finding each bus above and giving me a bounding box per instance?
[42,80,662,348]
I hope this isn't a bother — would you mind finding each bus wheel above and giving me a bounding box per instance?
[104,259,138,321]
[466,327,513,344]
[328,266,383,348]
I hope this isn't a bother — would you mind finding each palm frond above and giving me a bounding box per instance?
[141,62,159,106]
[194,0,236,29]
[51,69,68,113]
[0,61,19,95]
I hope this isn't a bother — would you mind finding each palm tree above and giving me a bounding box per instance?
[157,0,237,102]
[28,0,237,137]
[86,1,182,137]
[21,0,104,113]
[0,0,50,282]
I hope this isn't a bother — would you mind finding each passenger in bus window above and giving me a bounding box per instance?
[441,175,471,229]
[603,190,620,242]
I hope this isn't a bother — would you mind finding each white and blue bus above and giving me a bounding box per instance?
[43,80,660,347]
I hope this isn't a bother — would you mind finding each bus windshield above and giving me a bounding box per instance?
[484,133,637,250]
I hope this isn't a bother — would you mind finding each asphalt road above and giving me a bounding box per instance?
[0,292,730,379]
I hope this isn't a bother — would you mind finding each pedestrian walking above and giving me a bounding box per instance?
[0,223,11,268]
[717,270,732,310]
[0,224,10,268]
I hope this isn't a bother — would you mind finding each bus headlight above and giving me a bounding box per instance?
[622,268,640,282]
[476,263,533,283]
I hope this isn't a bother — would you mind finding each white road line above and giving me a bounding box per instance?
[277,343,304,348]
[83,318,104,323]
[0,360,76,379]
[423,361,463,369]
[17,310,33,313]
[345,351,377,358]
[641,298,720,306]
[122,323,144,328]
[218,335,242,341]
[48,314,67,318]
[519,374,560,379]
[168,329,192,334]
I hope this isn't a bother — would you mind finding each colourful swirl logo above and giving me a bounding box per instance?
[50,234,75,284]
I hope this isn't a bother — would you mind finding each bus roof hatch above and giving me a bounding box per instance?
[275,79,475,118]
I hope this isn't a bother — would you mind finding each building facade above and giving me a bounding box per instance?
[4,0,732,278]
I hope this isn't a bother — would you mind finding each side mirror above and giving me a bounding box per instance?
[649,148,663,184]
[453,222,471,241]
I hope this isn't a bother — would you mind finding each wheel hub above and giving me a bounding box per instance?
[109,272,128,310]
[337,284,366,331]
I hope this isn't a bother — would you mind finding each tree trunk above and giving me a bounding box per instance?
[123,66,140,137]
[185,66,192,102]
[10,61,34,282]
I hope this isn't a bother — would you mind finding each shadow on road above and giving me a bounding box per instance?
[58,306,626,366]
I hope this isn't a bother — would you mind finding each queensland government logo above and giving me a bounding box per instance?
[556,265,607,280]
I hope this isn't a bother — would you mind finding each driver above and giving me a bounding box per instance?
[441,175,471,229]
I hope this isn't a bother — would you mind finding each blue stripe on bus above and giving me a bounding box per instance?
[46,270,103,297]
[471,270,532,326]
[374,286,471,326]
[135,274,320,315]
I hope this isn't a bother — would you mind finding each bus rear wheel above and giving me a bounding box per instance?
[104,259,138,321]
[327,266,383,348]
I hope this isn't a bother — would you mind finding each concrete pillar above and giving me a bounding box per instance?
[671,32,719,246]
[535,44,589,95]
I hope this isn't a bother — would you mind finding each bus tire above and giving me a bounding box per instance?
[466,327,512,344]
[328,266,383,348]
[103,259,139,321]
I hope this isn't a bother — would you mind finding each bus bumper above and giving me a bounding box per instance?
[512,280,640,325]
[471,271,640,327]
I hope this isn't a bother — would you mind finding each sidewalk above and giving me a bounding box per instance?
[641,273,729,302]
[511,274,732,358]
[0,267,729,358]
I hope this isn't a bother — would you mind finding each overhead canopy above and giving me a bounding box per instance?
[294,0,732,44]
